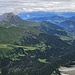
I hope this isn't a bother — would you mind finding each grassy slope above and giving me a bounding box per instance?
[0,20,74,45]
[0,26,41,44]
[38,21,74,42]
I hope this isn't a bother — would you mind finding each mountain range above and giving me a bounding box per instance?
[18,12,75,20]
[0,13,74,43]
[21,12,75,35]
[0,12,75,75]
[27,15,67,24]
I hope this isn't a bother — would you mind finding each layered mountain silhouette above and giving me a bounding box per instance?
[18,12,75,19]
[26,13,75,35]
[27,15,67,24]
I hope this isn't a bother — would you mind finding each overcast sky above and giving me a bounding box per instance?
[0,0,75,14]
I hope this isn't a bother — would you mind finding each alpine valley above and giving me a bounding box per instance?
[0,12,75,75]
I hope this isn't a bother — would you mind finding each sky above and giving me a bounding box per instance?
[0,0,75,14]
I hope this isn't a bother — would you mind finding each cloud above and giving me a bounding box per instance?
[0,0,75,14]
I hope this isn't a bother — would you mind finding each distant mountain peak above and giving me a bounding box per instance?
[2,12,15,16]
[1,12,18,21]
[0,12,39,28]
[0,12,25,26]
[0,12,25,27]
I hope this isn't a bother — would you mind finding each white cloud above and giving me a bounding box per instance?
[0,0,75,14]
